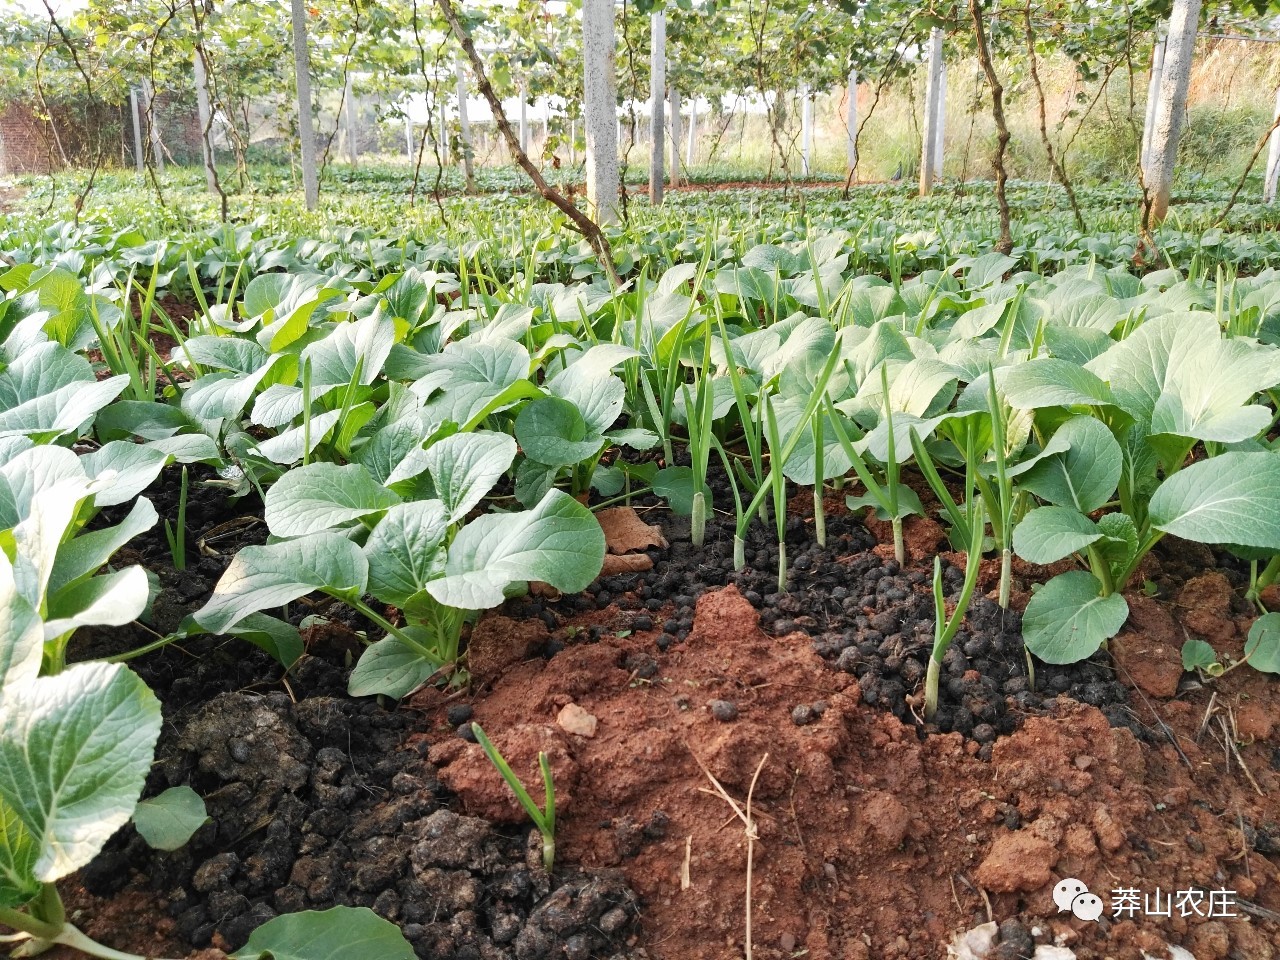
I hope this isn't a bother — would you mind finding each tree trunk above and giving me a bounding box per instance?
[1145,0,1201,225]
[969,0,1012,252]
[582,0,620,223]
[1265,86,1280,203]
[289,0,319,210]
[1140,22,1166,175]
[649,9,665,205]
[455,56,476,193]
[669,86,682,186]
[846,70,858,176]
[141,78,164,173]
[129,87,144,173]
[192,44,217,193]
[919,27,942,195]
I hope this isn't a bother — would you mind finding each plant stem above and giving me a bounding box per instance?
[777,541,787,595]
[999,548,1011,608]
[734,535,746,571]
[924,656,941,722]
[691,490,707,548]
[892,518,904,567]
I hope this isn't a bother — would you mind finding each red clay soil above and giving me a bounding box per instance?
[422,576,1280,960]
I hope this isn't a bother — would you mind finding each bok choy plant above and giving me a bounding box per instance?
[1004,314,1280,664]
[193,432,605,698]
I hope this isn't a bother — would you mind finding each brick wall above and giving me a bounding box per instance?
[0,95,203,175]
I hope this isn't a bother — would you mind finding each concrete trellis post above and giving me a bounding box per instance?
[344,73,358,167]
[846,70,858,175]
[801,87,813,177]
[405,117,413,159]
[289,0,319,210]
[1141,22,1167,177]
[1264,86,1280,203]
[582,0,620,223]
[919,26,943,196]
[1146,0,1201,223]
[455,57,476,192]
[649,9,666,204]
[669,86,682,186]
[519,81,529,154]
[129,87,144,173]
[686,96,696,168]
[932,60,946,180]
[192,45,218,194]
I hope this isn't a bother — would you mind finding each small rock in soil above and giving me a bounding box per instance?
[557,702,599,738]
[709,699,739,722]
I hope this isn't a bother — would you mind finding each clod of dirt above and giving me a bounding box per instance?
[974,831,1057,892]
[432,724,579,823]
[1112,595,1184,698]
[1176,572,1238,644]
[468,614,550,683]
[177,692,312,791]
[858,791,910,851]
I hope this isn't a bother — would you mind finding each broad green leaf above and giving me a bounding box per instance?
[265,463,400,538]
[348,634,441,699]
[549,372,625,436]
[1018,416,1121,513]
[193,534,368,634]
[303,312,396,388]
[231,906,415,960]
[515,396,604,467]
[653,466,713,516]
[42,565,150,641]
[1095,512,1139,577]
[845,486,925,521]
[1149,453,1280,549]
[224,613,304,668]
[428,490,605,610]
[1012,507,1104,564]
[253,408,345,465]
[0,552,41,696]
[1000,358,1114,409]
[133,786,208,852]
[81,441,170,508]
[1086,312,1280,443]
[1022,571,1129,664]
[365,501,449,608]
[0,662,161,881]
[182,336,270,375]
[414,339,531,428]
[422,432,517,524]
[1181,638,1221,674]
[0,794,38,908]
[1246,613,1280,674]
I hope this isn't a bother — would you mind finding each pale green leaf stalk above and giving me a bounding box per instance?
[470,724,556,871]
[925,504,986,723]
